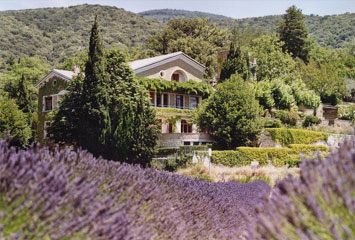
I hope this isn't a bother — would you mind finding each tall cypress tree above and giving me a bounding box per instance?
[49,17,159,165]
[104,49,159,164]
[79,15,111,156]
[278,5,310,63]
[219,28,250,82]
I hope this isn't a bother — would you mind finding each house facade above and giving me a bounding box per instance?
[36,52,214,147]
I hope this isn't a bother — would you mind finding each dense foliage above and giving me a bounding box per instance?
[299,59,348,104]
[246,138,355,239]
[48,19,159,165]
[146,18,229,78]
[250,34,295,81]
[139,9,230,22]
[196,75,263,149]
[252,75,321,111]
[140,9,355,49]
[219,29,250,82]
[137,76,213,98]
[0,5,354,71]
[338,104,355,124]
[0,60,41,142]
[274,110,300,126]
[265,128,328,146]
[278,5,310,62]
[303,115,322,127]
[0,139,271,239]
[0,4,162,69]
[212,145,328,168]
[0,95,31,147]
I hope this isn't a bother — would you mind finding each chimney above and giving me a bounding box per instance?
[73,65,81,74]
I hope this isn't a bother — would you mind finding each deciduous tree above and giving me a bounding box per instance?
[250,34,295,81]
[196,74,263,149]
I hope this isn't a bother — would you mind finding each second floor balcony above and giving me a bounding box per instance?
[150,92,202,110]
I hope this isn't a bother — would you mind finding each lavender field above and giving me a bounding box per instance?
[0,139,270,239]
[0,138,354,240]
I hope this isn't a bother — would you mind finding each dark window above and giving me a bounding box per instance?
[189,96,199,109]
[168,123,173,133]
[176,95,184,109]
[181,120,192,133]
[193,142,199,146]
[163,94,169,107]
[157,119,162,131]
[157,93,162,107]
[172,73,179,82]
[150,92,155,105]
[44,96,53,111]
[184,141,191,146]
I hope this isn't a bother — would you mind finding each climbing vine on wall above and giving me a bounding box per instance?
[136,76,213,98]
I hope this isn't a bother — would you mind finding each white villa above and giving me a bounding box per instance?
[36,52,214,147]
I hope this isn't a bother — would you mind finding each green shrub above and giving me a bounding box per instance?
[238,147,301,167]
[212,145,329,168]
[338,104,355,123]
[265,128,328,146]
[231,175,271,184]
[211,151,245,167]
[263,118,282,128]
[288,144,329,154]
[156,147,180,157]
[274,110,299,126]
[193,174,215,182]
[212,148,301,167]
[303,115,322,127]
[156,145,210,157]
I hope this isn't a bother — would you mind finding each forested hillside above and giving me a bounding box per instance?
[0,4,161,67]
[141,9,355,49]
[0,5,354,70]
[139,9,231,21]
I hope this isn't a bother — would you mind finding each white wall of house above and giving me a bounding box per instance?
[136,59,204,82]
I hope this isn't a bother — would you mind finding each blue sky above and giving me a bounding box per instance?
[0,0,354,18]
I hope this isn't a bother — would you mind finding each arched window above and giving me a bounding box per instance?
[171,70,187,82]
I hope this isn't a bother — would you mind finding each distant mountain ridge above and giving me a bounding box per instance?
[139,9,231,22]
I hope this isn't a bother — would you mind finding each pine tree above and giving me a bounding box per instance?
[278,5,310,62]
[219,28,250,82]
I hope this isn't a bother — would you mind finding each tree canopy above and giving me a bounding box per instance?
[0,94,31,147]
[278,5,310,62]
[147,18,230,79]
[196,74,263,149]
[250,34,296,81]
[219,28,250,82]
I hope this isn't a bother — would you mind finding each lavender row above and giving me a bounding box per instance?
[0,140,270,239]
[246,138,355,240]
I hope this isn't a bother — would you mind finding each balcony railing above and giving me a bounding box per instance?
[151,104,198,110]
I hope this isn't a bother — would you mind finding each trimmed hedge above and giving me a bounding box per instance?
[288,144,329,154]
[156,145,211,157]
[265,128,328,146]
[210,151,244,167]
[238,147,302,167]
[212,145,329,168]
